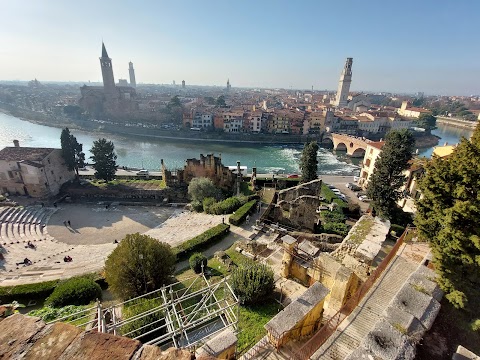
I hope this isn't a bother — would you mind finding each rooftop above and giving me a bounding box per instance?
[0,146,55,162]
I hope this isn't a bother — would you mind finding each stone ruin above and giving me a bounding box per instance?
[268,179,323,231]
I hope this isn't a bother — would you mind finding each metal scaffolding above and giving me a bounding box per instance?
[49,271,239,350]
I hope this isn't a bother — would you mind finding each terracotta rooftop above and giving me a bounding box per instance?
[368,141,385,150]
[0,147,55,162]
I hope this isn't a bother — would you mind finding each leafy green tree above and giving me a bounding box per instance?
[104,233,176,300]
[205,96,215,105]
[189,253,207,274]
[366,129,415,219]
[414,113,437,133]
[188,177,222,203]
[167,96,183,124]
[90,138,117,181]
[216,95,226,107]
[230,262,274,305]
[299,141,319,182]
[60,128,85,178]
[415,124,480,312]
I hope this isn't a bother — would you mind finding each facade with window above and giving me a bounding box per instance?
[0,143,74,197]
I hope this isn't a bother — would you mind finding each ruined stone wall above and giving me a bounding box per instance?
[183,154,235,189]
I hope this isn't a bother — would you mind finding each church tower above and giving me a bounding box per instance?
[128,61,136,87]
[226,79,231,92]
[334,58,353,108]
[100,42,116,96]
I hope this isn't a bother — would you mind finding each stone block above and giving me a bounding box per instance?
[196,328,237,359]
[392,283,441,331]
[23,322,82,360]
[363,320,416,360]
[408,271,444,302]
[452,345,480,360]
[136,346,192,360]
[383,304,426,339]
[58,330,141,360]
[0,313,45,359]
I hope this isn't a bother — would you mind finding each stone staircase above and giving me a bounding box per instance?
[311,255,418,360]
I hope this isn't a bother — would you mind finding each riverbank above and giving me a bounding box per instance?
[437,116,478,130]
[414,134,440,148]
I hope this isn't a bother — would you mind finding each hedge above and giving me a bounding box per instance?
[229,200,257,225]
[174,223,230,260]
[0,280,59,303]
[189,253,208,274]
[206,196,248,215]
[45,276,102,307]
[390,224,405,237]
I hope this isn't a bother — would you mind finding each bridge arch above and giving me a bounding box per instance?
[351,148,366,158]
[336,142,347,151]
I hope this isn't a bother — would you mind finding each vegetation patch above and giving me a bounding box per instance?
[29,304,89,323]
[174,223,230,261]
[45,276,102,307]
[230,262,274,305]
[347,216,375,244]
[121,297,165,341]
[0,280,59,303]
[237,302,282,353]
[393,323,408,335]
[229,200,257,225]
[206,195,248,215]
[189,253,208,274]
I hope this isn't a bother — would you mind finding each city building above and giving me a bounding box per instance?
[397,101,430,118]
[128,61,136,88]
[0,141,75,198]
[358,141,385,189]
[334,58,353,108]
[79,43,137,116]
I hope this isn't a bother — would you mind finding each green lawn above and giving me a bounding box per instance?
[237,301,282,353]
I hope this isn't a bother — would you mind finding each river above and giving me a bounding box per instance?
[0,112,473,174]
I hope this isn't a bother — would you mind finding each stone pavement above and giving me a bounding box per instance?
[311,251,419,359]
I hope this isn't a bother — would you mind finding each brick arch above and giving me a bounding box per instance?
[351,148,366,158]
[336,142,347,151]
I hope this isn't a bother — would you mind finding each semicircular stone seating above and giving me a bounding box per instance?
[0,206,79,272]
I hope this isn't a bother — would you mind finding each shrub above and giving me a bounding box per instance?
[230,262,274,305]
[174,223,230,260]
[321,210,345,223]
[189,253,207,274]
[188,177,221,203]
[471,319,480,332]
[29,304,87,322]
[390,224,405,237]
[45,276,101,307]
[344,202,361,218]
[202,197,216,213]
[121,298,165,341]
[105,233,176,300]
[191,200,203,212]
[322,222,350,237]
[229,200,257,225]
[207,196,247,215]
[0,280,58,303]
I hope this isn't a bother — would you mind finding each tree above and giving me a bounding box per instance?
[216,95,226,107]
[188,177,222,203]
[299,141,319,182]
[60,128,85,178]
[415,124,480,312]
[167,96,183,124]
[414,113,437,133]
[366,129,415,219]
[189,253,207,274]
[230,262,274,305]
[90,138,117,181]
[104,233,176,300]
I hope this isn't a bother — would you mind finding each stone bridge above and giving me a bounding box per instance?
[331,133,371,157]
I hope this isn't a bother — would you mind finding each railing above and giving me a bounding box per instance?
[292,226,411,360]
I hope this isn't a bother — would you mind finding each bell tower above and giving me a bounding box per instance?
[128,61,136,88]
[334,58,353,108]
[100,42,116,96]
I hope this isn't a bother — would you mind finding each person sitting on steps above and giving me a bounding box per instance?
[16,258,32,266]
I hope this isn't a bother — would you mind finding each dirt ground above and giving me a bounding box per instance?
[48,203,177,245]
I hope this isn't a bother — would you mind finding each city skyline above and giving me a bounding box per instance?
[2,0,479,95]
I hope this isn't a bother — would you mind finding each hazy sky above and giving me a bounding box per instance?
[1,0,479,95]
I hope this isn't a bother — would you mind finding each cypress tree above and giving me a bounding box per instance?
[299,141,319,182]
[366,129,415,219]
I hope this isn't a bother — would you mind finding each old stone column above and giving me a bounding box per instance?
[281,235,297,278]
